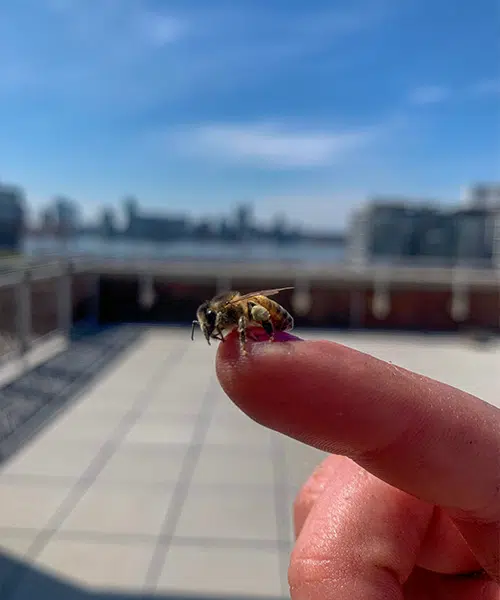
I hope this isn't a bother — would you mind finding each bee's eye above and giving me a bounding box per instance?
[205,309,216,325]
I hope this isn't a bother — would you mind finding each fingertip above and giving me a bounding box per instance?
[216,328,303,369]
[215,328,304,398]
[215,329,500,535]
[215,330,356,436]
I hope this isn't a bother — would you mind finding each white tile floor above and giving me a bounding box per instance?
[0,327,498,599]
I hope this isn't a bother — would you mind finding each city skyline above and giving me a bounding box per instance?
[18,179,500,233]
[2,172,497,238]
[1,178,498,261]
[30,193,345,243]
[0,1,498,228]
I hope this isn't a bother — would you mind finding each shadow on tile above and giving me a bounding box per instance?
[0,325,146,467]
[0,550,288,599]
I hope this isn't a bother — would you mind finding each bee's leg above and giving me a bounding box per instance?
[237,315,248,354]
[211,314,225,342]
[250,305,274,341]
[261,320,275,342]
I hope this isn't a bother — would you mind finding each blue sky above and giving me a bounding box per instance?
[0,0,498,228]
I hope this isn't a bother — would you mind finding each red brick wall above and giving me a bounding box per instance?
[468,290,499,328]
[96,277,499,333]
[306,288,353,327]
[3,273,492,335]
[364,289,459,331]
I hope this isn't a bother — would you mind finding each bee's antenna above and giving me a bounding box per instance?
[191,320,199,341]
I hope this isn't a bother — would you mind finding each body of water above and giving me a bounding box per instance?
[23,235,345,265]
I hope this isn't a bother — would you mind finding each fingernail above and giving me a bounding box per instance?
[250,330,303,343]
[274,332,304,342]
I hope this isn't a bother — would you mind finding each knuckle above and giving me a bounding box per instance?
[288,547,333,595]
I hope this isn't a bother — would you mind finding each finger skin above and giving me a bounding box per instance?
[295,455,481,574]
[289,458,432,599]
[290,459,498,599]
[293,454,345,538]
[416,507,482,574]
[216,333,500,580]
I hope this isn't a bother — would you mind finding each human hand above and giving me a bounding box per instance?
[216,331,500,599]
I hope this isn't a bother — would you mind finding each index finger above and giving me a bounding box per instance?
[216,333,500,574]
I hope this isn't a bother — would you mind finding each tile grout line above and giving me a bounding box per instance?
[143,373,219,590]
[0,326,146,462]
[0,525,291,551]
[0,475,294,490]
[0,336,190,600]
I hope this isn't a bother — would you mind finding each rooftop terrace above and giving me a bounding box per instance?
[0,327,498,599]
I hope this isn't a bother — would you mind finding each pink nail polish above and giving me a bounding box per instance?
[250,330,303,343]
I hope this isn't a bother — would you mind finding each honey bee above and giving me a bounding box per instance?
[191,287,294,354]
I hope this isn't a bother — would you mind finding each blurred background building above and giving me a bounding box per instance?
[347,189,499,268]
[0,183,25,253]
[123,196,189,242]
[461,182,500,208]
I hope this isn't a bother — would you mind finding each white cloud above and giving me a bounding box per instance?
[409,85,450,105]
[408,78,500,107]
[174,122,378,169]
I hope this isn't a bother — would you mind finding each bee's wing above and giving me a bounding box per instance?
[211,291,241,307]
[227,287,294,304]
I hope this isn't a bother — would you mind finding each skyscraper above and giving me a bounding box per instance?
[0,183,25,251]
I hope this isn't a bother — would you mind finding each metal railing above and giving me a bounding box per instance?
[0,260,76,367]
[0,256,498,360]
[1,255,498,289]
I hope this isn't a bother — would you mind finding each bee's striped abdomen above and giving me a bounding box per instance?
[276,306,294,332]
[265,298,294,332]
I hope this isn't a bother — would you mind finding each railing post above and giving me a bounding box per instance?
[348,262,365,329]
[57,259,73,339]
[15,268,32,357]
[450,286,469,323]
[138,274,156,310]
[216,276,232,295]
[292,277,312,316]
[372,267,391,320]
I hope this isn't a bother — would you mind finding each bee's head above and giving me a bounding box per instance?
[195,302,217,344]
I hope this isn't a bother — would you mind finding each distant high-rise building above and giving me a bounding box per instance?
[235,203,253,236]
[123,196,139,231]
[122,197,188,242]
[100,208,116,238]
[53,196,80,235]
[347,200,429,264]
[461,182,500,208]
[491,210,500,268]
[41,206,57,233]
[453,208,494,263]
[272,212,287,239]
[347,195,495,267]
[0,183,25,252]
